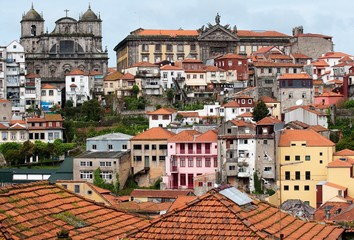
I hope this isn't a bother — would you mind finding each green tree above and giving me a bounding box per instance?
[253,172,262,194]
[93,168,119,194]
[252,100,269,122]
[81,99,103,122]
[132,85,140,98]
[166,89,174,103]
[21,140,35,163]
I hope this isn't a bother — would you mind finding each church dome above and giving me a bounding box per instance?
[81,6,98,21]
[23,6,43,21]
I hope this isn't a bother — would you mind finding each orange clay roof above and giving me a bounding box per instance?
[168,130,201,142]
[257,116,283,125]
[278,73,312,79]
[177,111,199,118]
[168,195,198,212]
[217,53,247,59]
[239,112,253,117]
[308,125,328,132]
[131,189,194,198]
[25,73,40,78]
[319,51,352,59]
[132,127,175,141]
[122,72,135,80]
[230,119,255,128]
[327,157,354,168]
[314,201,351,222]
[41,83,56,89]
[67,69,85,75]
[269,54,292,60]
[259,96,280,103]
[134,29,199,37]
[237,30,290,37]
[222,100,240,108]
[334,149,354,156]
[147,107,177,115]
[104,71,124,81]
[317,92,344,97]
[252,61,304,67]
[160,65,183,71]
[132,61,158,67]
[125,186,344,239]
[278,129,335,147]
[88,70,102,76]
[312,59,330,67]
[252,46,277,54]
[0,181,149,239]
[203,65,226,72]
[44,114,63,121]
[195,129,218,142]
[116,201,172,214]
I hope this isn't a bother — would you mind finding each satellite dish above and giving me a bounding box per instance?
[295,99,303,106]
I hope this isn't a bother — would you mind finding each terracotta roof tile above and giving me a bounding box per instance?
[121,72,135,80]
[168,130,200,142]
[132,127,175,140]
[160,65,183,71]
[147,107,177,115]
[177,111,199,118]
[217,53,247,60]
[131,189,194,198]
[195,129,218,142]
[312,59,330,67]
[132,61,157,67]
[324,182,347,191]
[334,149,354,156]
[319,51,352,59]
[66,69,85,76]
[259,96,280,103]
[327,157,354,168]
[237,30,290,37]
[133,29,199,37]
[257,116,283,125]
[278,73,312,79]
[0,181,149,239]
[314,201,352,222]
[26,73,40,78]
[41,83,56,89]
[222,101,240,108]
[126,186,344,239]
[104,70,124,81]
[279,129,335,147]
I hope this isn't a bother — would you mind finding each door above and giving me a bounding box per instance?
[188,174,194,189]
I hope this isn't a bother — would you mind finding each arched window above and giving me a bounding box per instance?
[31,25,37,36]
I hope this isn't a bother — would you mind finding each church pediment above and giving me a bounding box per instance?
[198,24,239,42]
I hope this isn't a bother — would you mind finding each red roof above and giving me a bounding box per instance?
[104,71,124,81]
[222,101,240,108]
[132,127,175,140]
[278,73,312,80]
[177,111,199,118]
[26,73,40,78]
[168,130,201,142]
[237,30,290,37]
[327,157,354,168]
[259,96,280,103]
[132,61,158,67]
[0,182,149,239]
[67,69,85,76]
[319,51,352,59]
[278,129,335,147]
[122,72,135,80]
[334,149,354,156]
[257,116,283,125]
[133,29,199,37]
[195,129,218,142]
[126,186,344,239]
[160,65,183,71]
[312,59,330,67]
[41,83,56,89]
[217,53,247,60]
[147,107,177,115]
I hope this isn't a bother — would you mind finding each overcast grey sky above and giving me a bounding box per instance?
[2,0,354,67]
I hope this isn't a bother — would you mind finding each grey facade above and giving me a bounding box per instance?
[20,5,108,86]
[86,132,133,152]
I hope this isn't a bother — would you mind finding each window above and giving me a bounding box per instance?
[100,162,112,167]
[159,156,166,161]
[80,171,93,180]
[49,90,54,96]
[294,185,299,191]
[74,185,80,193]
[100,171,112,180]
[305,155,310,161]
[177,44,184,52]
[180,157,185,167]
[166,44,172,52]
[196,158,202,167]
[320,152,323,156]
[87,190,92,195]
[305,171,311,180]
[190,44,196,51]
[198,182,203,187]
[304,185,310,191]
[122,144,127,150]
[48,132,53,140]
[295,155,300,161]
[142,44,148,52]
[135,156,142,161]
[264,167,272,171]
[284,185,289,191]
[71,77,75,83]
[180,174,186,186]
[285,155,290,161]
[229,165,236,171]
[268,68,272,74]
[285,171,290,180]
[155,44,161,51]
[193,74,197,79]
[188,157,194,167]
[205,143,210,154]
[62,184,67,189]
[228,60,232,66]
[295,171,300,180]
[320,160,323,164]
[144,144,149,150]
[263,140,268,144]
[133,144,142,150]
[41,90,46,96]
[80,161,92,167]
[213,158,218,167]
[207,182,213,187]
[159,144,167,150]
[205,158,211,167]
[252,46,258,52]
[162,115,169,120]
[108,144,113,150]
[152,156,157,161]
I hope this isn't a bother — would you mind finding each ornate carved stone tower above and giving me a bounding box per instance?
[20,4,108,86]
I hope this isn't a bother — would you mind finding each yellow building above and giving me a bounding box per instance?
[277,129,335,208]
[320,149,354,206]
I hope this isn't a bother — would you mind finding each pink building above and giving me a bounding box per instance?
[314,91,344,105]
[164,129,218,189]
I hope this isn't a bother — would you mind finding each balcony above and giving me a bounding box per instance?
[238,167,250,177]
